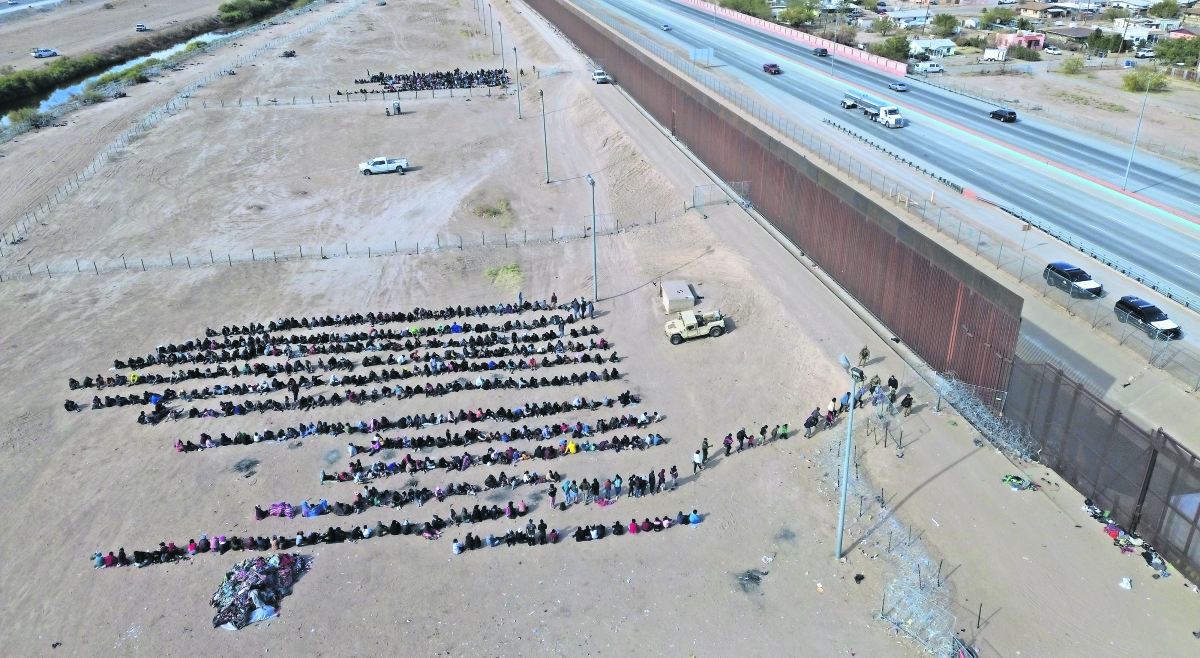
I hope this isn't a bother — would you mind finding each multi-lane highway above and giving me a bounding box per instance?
[573,0,1200,303]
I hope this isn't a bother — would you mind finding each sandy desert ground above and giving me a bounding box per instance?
[2,0,1200,657]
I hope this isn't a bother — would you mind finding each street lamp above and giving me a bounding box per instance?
[585,174,598,301]
[539,89,550,183]
[500,22,506,71]
[488,5,494,52]
[514,47,521,118]
[835,357,866,559]
[1122,71,1160,190]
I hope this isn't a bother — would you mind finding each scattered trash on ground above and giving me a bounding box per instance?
[736,569,768,593]
[211,553,312,630]
[1085,498,1170,579]
[1119,577,1133,590]
[1002,475,1040,492]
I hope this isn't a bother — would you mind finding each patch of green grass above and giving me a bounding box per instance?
[485,263,524,290]
[1122,69,1169,93]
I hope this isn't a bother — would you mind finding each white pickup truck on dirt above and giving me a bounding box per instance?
[358,157,408,175]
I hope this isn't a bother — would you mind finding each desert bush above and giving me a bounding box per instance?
[1061,56,1084,74]
[1121,69,1168,93]
[1008,45,1041,61]
[870,35,910,62]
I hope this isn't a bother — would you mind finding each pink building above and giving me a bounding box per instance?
[996,31,1047,50]
[1169,28,1197,40]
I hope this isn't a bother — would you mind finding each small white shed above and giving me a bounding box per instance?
[661,280,696,314]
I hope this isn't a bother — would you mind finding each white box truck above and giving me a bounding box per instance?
[841,90,903,128]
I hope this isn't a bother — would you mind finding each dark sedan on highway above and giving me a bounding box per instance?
[990,108,1017,122]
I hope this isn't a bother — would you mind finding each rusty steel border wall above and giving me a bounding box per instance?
[1006,359,1200,584]
[527,0,1022,390]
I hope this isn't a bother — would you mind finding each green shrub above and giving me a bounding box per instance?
[717,0,772,19]
[0,54,112,104]
[218,0,302,24]
[90,58,161,88]
[870,35,911,62]
[71,87,108,104]
[1121,69,1168,93]
[1061,56,1084,74]
[5,107,56,128]
[1148,0,1179,18]
[1008,45,1041,61]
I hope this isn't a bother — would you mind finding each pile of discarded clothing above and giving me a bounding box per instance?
[1002,474,1040,491]
[210,553,312,629]
[1084,499,1171,579]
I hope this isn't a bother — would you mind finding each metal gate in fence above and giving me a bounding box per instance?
[692,181,750,209]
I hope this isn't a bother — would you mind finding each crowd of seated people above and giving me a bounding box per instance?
[75,297,585,380]
[90,315,604,386]
[94,516,490,569]
[351,68,510,92]
[316,425,664,484]
[253,472,555,521]
[172,391,648,453]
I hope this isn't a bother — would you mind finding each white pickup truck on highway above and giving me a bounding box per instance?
[841,89,903,128]
[359,157,408,175]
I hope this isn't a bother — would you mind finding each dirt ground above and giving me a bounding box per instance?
[941,62,1200,160]
[0,0,221,72]
[2,0,1200,656]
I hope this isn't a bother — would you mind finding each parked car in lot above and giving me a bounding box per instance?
[888,81,908,91]
[591,69,609,84]
[989,108,1017,122]
[1135,48,1154,58]
[763,63,782,74]
[1043,262,1103,298]
[1115,295,1182,339]
[812,48,828,57]
[1044,45,1061,55]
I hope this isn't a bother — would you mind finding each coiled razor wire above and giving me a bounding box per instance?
[812,416,957,656]
[936,373,1040,463]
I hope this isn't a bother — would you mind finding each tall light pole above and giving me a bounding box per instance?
[539,89,549,183]
[500,22,506,70]
[1122,72,1158,190]
[835,359,865,559]
[488,5,494,52]
[513,47,521,118]
[586,174,598,301]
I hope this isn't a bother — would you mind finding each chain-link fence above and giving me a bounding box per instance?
[0,208,688,282]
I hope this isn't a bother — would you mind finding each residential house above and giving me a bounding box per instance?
[909,38,958,56]
[881,9,929,27]
[1044,25,1096,42]
[996,31,1047,48]
[1018,3,1071,19]
[1169,27,1197,39]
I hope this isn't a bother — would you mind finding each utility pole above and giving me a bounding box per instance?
[539,89,550,183]
[500,22,506,70]
[1122,72,1158,190]
[586,174,598,301]
[836,360,865,559]
[514,47,521,118]
[488,5,494,52]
